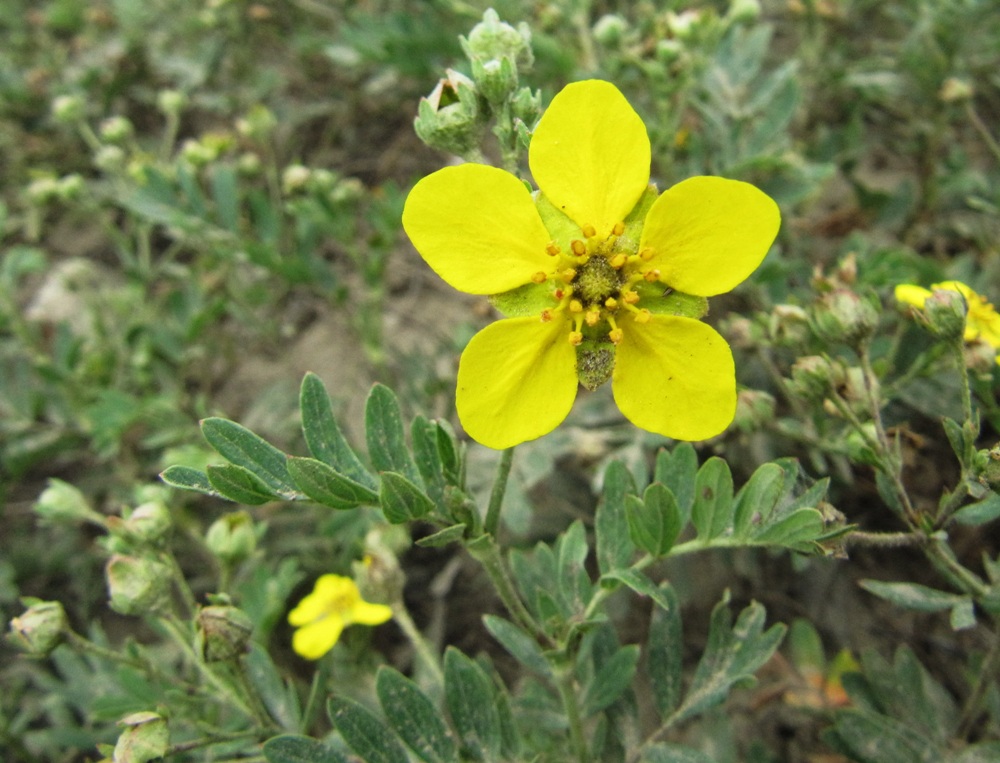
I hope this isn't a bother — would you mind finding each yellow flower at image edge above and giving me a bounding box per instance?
[287,575,392,660]
[403,80,780,450]
[895,280,1000,363]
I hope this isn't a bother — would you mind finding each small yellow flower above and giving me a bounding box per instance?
[403,80,780,449]
[895,280,1000,364]
[287,575,392,660]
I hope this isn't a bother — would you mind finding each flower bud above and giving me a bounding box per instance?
[787,355,841,403]
[8,600,67,655]
[94,145,127,172]
[666,10,701,39]
[593,14,628,47]
[769,304,810,346]
[237,151,262,176]
[51,94,86,124]
[354,534,405,605]
[235,103,277,141]
[510,86,543,128]
[733,389,776,432]
[845,424,881,466]
[414,70,485,158]
[655,39,684,64]
[179,138,217,167]
[120,501,172,544]
[939,77,973,103]
[727,0,762,23]
[205,511,257,566]
[281,164,311,195]
[472,55,518,105]
[923,287,967,341]
[114,711,169,763]
[461,9,533,71]
[811,289,879,344]
[99,116,134,143]
[56,174,84,200]
[156,89,187,117]
[964,338,998,377]
[196,605,253,661]
[979,446,1000,490]
[329,176,365,204]
[106,555,172,615]
[25,176,62,205]
[34,478,101,524]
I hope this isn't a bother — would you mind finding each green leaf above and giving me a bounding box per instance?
[247,644,302,731]
[950,598,976,630]
[376,667,458,763]
[412,415,446,506]
[557,520,593,612]
[952,493,1000,526]
[210,163,240,233]
[379,472,435,524]
[328,695,409,763]
[647,583,682,719]
[582,644,640,716]
[286,456,377,509]
[626,483,682,556]
[827,709,941,763]
[206,464,278,505]
[601,569,674,612]
[691,457,734,540]
[159,465,216,496]
[416,524,467,548]
[642,744,715,763]
[263,735,347,763]
[654,443,697,524]
[732,463,785,538]
[444,647,502,760]
[483,615,550,677]
[752,508,825,550]
[300,373,376,489]
[365,384,420,485]
[596,461,638,574]
[953,742,1000,763]
[201,417,295,496]
[942,416,966,463]
[860,580,964,612]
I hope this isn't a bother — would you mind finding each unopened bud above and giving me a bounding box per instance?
[510,86,543,127]
[461,8,533,70]
[939,77,973,103]
[94,145,127,172]
[472,56,518,105]
[845,424,881,466]
[923,288,967,341]
[655,39,684,64]
[8,600,67,655]
[733,389,776,432]
[196,605,253,661]
[281,164,311,194]
[727,0,762,22]
[414,70,484,158]
[114,711,169,763]
[205,511,257,565]
[99,116,134,143]
[593,14,628,47]
[156,89,187,117]
[666,10,701,39]
[51,94,86,124]
[235,103,277,141]
[811,289,879,344]
[105,555,171,615]
[34,478,101,524]
[120,501,172,544]
[770,304,810,345]
[979,446,1000,489]
[787,355,841,402]
[179,138,217,167]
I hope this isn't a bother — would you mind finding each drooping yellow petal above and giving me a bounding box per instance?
[612,315,736,441]
[529,80,650,239]
[894,284,932,308]
[346,600,393,626]
[639,177,780,297]
[292,616,345,660]
[287,574,348,626]
[457,316,579,449]
[402,164,553,294]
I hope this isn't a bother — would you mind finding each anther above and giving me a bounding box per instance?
[570,239,587,256]
[612,221,625,236]
[639,247,655,261]
[531,271,547,284]
[585,309,601,326]
[569,299,583,313]
[553,288,566,300]
[643,269,661,282]
[634,308,652,324]
[568,331,583,346]
[561,268,577,283]
[582,224,597,239]
[540,309,553,322]
[546,242,561,256]
[609,327,623,344]
[609,253,628,269]
[623,290,640,305]
[604,297,618,309]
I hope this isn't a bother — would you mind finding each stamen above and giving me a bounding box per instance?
[561,268,577,283]
[604,297,618,309]
[531,271,547,284]
[585,308,601,326]
[540,309,553,322]
[568,331,583,346]
[623,290,640,305]
[582,224,597,239]
[608,315,623,344]
[609,253,628,269]
[569,299,584,313]
[639,247,655,261]
[553,288,566,300]
[570,239,587,257]
[633,308,652,323]
[546,242,561,256]
[643,269,661,282]
[612,221,625,236]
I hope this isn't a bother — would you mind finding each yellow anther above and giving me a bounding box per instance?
[546,242,561,256]
[582,224,597,239]
[639,247,655,261]
[609,253,628,269]
[643,269,661,282]
[568,331,583,346]
[609,327,624,344]
[623,290,640,305]
[540,309,553,322]
[531,271,547,284]
[570,239,587,256]
[634,308,652,324]
[585,309,601,326]
[612,221,625,236]
[604,297,618,309]
[569,299,584,313]
[553,288,566,300]
[561,268,577,283]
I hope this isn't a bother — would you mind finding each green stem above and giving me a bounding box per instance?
[468,535,546,641]
[843,530,924,549]
[391,600,445,690]
[484,447,515,537]
[168,729,260,754]
[555,663,589,763]
[299,655,332,735]
[957,622,1000,738]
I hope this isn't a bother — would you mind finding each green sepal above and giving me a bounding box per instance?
[634,283,709,320]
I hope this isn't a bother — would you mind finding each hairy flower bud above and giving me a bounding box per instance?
[119,501,172,545]
[922,288,967,341]
[733,389,776,432]
[156,89,187,117]
[979,446,1000,490]
[8,600,68,655]
[811,289,879,345]
[414,70,485,158]
[106,555,172,615]
[34,478,102,524]
[461,9,533,71]
[472,55,518,105]
[205,511,257,566]
[196,605,253,662]
[114,711,169,763]
[593,14,628,47]
[51,94,86,124]
[788,355,841,402]
[727,0,762,23]
[99,116,134,143]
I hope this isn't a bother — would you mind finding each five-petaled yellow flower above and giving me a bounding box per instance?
[895,280,1000,364]
[403,80,780,449]
[287,575,392,660]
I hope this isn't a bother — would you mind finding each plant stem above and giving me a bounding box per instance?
[555,663,589,763]
[299,655,331,735]
[843,530,924,549]
[391,600,445,690]
[468,535,546,641]
[484,447,515,537]
[957,622,1000,738]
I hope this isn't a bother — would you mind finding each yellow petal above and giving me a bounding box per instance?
[612,315,736,441]
[529,80,650,239]
[292,616,344,660]
[346,601,394,626]
[457,317,579,449]
[639,176,780,296]
[894,284,932,308]
[402,164,553,294]
[287,574,357,626]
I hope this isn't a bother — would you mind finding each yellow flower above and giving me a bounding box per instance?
[287,574,392,660]
[402,80,780,449]
[895,280,1000,364]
